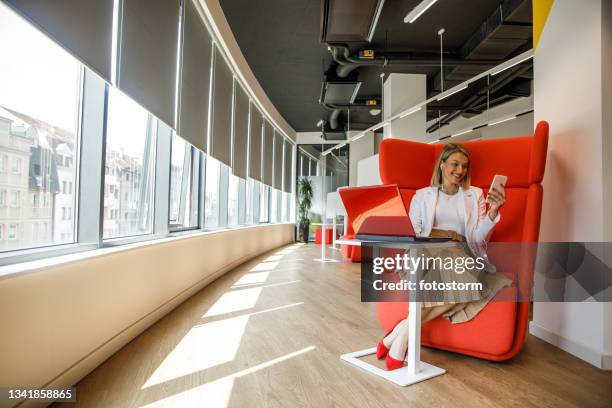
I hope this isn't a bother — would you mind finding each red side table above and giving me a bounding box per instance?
[314,227,337,244]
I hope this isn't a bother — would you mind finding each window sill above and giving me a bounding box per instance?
[0,222,295,280]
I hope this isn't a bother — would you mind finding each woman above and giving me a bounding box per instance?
[376,143,511,370]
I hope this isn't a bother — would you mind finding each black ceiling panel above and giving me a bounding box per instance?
[220,0,532,133]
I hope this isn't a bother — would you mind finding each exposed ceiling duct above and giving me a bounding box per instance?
[320,0,385,43]
[322,121,347,141]
[219,0,534,132]
[321,0,533,134]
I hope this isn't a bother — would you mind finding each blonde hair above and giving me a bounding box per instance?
[430,143,471,189]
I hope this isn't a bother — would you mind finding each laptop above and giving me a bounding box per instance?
[338,185,449,243]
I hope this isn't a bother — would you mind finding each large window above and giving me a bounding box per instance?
[169,133,200,230]
[204,155,221,228]
[0,0,296,264]
[0,2,81,252]
[103,88,156,239]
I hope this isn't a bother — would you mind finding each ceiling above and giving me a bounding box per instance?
[219,0,533,134]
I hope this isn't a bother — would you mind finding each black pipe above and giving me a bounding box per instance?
[329,109,341,129]
[330,44,503,78]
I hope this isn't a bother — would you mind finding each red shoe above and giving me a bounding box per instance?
[385,350,407,371]
[376,319,404,360]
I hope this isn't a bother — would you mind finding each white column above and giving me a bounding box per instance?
[347,130,374,186]
[531,0,611,369]
[382,73,427,141]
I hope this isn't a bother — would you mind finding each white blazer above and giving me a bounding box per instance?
[408,186,500,259]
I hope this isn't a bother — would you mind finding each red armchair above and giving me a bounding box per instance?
[343,121,549,361]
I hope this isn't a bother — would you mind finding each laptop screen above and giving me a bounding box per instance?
[338,185,415,237]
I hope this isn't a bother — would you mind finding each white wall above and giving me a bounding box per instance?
[0,224,293,401]
[295,131,338,145]
[531,0,610,369]
[347,131,374,186]
[383,74,427,141]
[357,154,382,187]
[603,0,612,358]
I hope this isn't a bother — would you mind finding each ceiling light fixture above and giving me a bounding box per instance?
[372,123,386,131]
[491,54,533,76]
[436,84,468,101]
[399,106,423,118]
[488,116,516,127]
[451,128,473,138]
[349,82,362,104]
[404,0,438,23]
[367,0,386,42]
[369,108,382,116]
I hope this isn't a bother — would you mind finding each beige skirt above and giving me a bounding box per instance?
[398,232,512,324]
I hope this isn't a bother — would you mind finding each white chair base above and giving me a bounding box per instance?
[340,347,446,386]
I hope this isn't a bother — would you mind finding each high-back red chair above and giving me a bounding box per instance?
[344,121,548,361]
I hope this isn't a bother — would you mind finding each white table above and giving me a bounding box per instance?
[338,238,447,386]
[311,222,339,263]
[326,191,347,250]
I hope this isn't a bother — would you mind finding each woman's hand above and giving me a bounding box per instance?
[487,187,506,221]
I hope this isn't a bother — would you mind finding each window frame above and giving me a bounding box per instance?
[168,134,201,233]
[100,86,162,244]
[0,65,89,265]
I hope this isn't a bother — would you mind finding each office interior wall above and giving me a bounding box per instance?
[382,73,427,141]
[532,0,610,369]
[357,154,382,187]
[0,224,294,393]
[602,0,612,357]
[347,131,374,186]
[295,132,339,145]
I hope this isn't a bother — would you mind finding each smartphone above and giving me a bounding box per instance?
[487,174,507,203]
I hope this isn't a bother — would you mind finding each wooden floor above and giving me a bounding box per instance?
[55,243,612,408]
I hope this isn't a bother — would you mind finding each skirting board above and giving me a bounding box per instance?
[529,321,611,370]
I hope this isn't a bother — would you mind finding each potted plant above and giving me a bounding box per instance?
[297,177,313,243]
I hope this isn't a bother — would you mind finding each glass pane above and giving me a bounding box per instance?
[259,184,269,223]
[227,172,239,226]
[169,133,199,230]
[237,177,246,225]
[205,155,221,228]
[245,178,252,224]
[103,88,156,239]
[270,189,278,223]
[281,192,288,222]
[0,3,81,251]
[246,178,257,225]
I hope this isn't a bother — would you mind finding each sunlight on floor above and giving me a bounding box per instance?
[139,347,316,408]
[202,287,262,318]
[140,244,307,407]
[142,315,249,389]
[195,302,304,329]
[231,280,301,290]
[263,255,284,262]
[249,261,279,272]
[232,272,270,286]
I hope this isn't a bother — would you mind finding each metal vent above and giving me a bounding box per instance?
[320,0,385,43]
